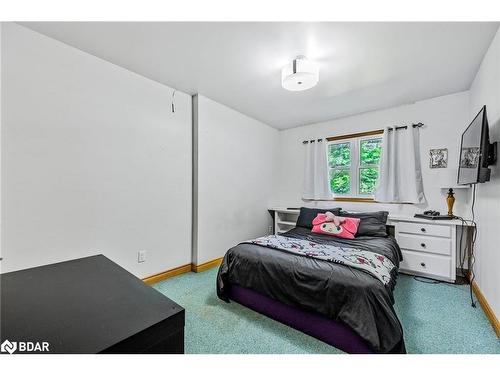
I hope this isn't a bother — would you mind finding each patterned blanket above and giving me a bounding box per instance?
[244,235,395,285]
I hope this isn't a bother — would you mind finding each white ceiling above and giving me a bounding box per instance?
[21,22,499,129]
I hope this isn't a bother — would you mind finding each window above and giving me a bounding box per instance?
[327,131,383,200]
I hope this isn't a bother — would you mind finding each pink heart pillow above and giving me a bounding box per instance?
[311,213,360,239]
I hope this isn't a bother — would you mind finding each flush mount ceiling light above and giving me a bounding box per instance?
[281,56,319,92]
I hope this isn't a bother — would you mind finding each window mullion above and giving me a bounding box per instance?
[351,140,359,198]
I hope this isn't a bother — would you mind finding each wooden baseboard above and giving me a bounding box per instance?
[142,257,224,284]
[471,280,500,338]
[142,263,192,285]
[192,257,224,273]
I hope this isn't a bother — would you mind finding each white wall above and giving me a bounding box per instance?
[469,27,500,319]
[193,94,278,265]
[1,23,192,278]
[272,91,472,218]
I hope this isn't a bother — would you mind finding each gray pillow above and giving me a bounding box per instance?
[296,207,341,229]
[339,210,389,237]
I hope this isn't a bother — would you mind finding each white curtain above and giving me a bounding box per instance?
[302,139,331,200]
[375,126,426,204]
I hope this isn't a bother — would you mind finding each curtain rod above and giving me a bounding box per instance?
[302,139,323,144]
[387,122,424,131]
[302,123,425,144]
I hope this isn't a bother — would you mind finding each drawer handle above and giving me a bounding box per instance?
[420,262,426,267]
[420,243,426,248]
[420,228,426,232]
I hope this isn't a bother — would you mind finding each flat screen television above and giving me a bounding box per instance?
[457,105,497,184]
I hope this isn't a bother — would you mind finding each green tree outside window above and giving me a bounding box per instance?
[328,142,351,167]
[359,168,379,195]
[330,169,350,194]
[360,138,382,166]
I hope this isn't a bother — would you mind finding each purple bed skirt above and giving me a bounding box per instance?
[228,284,374,354]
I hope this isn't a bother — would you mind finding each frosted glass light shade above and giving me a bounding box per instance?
[281,56,319,91]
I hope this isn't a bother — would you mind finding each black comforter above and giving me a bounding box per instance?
[216,227,405,353]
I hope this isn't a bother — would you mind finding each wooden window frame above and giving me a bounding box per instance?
[326,129,384,142]
[327,129,384,203]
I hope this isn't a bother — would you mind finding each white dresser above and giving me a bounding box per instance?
[388,215,467,282]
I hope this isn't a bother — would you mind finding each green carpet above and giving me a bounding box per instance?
[153,268,500,354]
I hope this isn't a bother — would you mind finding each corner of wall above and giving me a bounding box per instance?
[191,94,199,266]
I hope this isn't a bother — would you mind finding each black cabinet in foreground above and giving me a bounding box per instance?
[1,255,185,354]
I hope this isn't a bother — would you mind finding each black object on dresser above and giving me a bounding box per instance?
[414,213,455,220]
[0,255,184,354]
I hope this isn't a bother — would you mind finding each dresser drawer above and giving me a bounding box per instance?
[397,221,451,238]
[397,233,451,256]
[400,250,452,280]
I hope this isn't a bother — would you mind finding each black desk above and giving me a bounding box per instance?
[1,255,184,353]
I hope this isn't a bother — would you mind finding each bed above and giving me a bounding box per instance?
[216,211,406,354]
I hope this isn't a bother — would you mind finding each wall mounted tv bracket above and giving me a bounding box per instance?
[478,142,497,183]
[487,141,497,165]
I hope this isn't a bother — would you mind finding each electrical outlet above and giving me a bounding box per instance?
[138,250,146,263]
[268,225,274,234]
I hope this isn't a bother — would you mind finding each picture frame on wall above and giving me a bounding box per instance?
[429,148,448,168]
